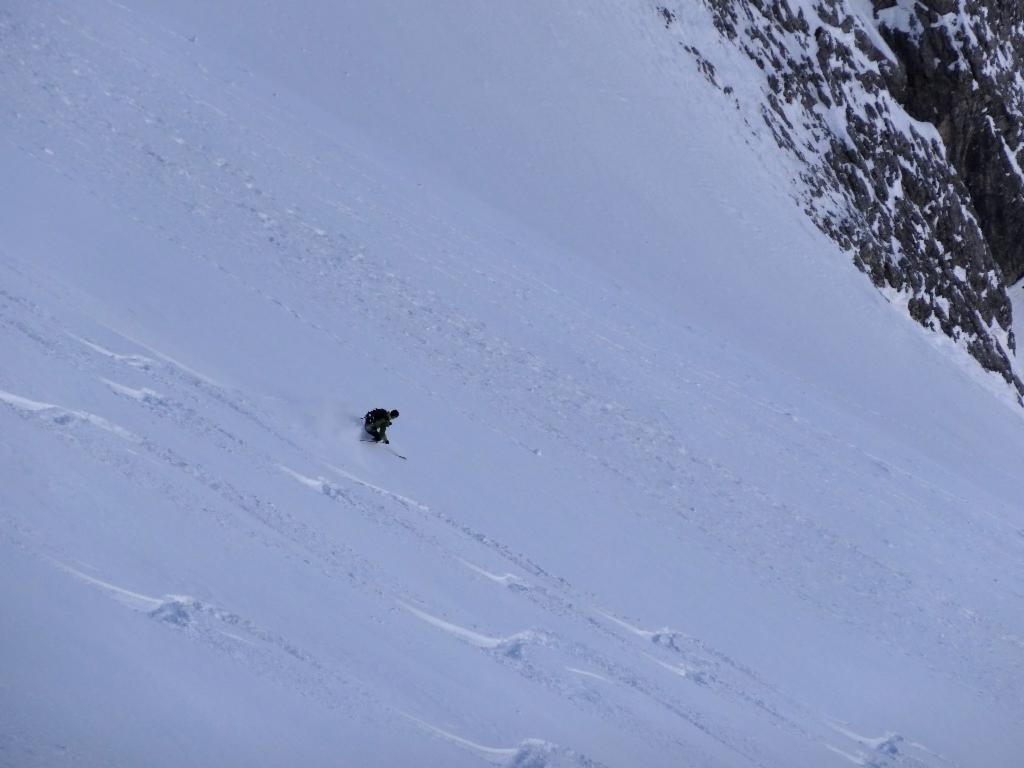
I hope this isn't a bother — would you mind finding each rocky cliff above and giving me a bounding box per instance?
[660,0,1024,396]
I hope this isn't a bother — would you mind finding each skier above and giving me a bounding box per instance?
[364,408,399,444]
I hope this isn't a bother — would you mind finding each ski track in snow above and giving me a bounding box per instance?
[824,722,960,768]
[458,557,529,588]
[37,556,382,718]
[64,332,156,370]
[0,388,140,443]
[398,600,548,655]
[565,667,613,684]
[402,713,611,768]
[324,461,430,511]
[102,378,167,405]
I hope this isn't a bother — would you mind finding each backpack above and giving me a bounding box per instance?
[365,408,389,424]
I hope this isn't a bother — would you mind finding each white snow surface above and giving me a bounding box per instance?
[2,2,1024,766]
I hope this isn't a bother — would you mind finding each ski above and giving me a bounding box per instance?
[359,435,405,459]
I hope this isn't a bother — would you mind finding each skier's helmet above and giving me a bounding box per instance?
[389,409,399,418]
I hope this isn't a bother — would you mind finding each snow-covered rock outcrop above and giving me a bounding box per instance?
[662,0,1024,395]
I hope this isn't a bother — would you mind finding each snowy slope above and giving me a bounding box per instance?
[3,2,1024,767]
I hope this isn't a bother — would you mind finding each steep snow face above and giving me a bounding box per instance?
[668,0,1024,394]
[3,1,1024,767]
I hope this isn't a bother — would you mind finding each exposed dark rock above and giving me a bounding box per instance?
[658,1,1024,397]
[876,0,1024,285]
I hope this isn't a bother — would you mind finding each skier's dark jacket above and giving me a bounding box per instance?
[364,408,397,442]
